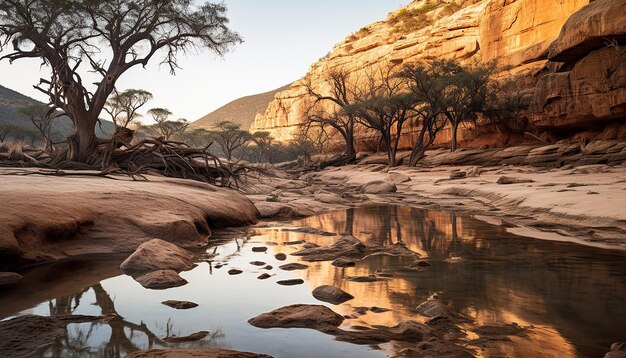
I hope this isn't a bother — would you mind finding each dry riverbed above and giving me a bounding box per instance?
[247,162,626,249]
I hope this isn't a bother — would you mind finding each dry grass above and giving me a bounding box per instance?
[6,141,25,161]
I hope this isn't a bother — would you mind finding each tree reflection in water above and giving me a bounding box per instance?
[41,283,224,358]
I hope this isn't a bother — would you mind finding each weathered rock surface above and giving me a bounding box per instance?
[248,304,428,345]
[312,285,354,305]
[276,279,304,286]
[293,236,417,262]
[251,0,625,143]
[248,304,344,330]
[496,176,535,185]
[135,270,188,290]
[120,239,195,274]
[126,349,273,358]
[361,180,397,194]
[0,173,259,270]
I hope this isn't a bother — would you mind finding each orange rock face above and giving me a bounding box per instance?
[252,0,625,142]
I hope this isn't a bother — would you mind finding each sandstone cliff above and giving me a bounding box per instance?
[251,0,625,143]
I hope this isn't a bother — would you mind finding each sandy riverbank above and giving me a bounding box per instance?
[245,162,626,249]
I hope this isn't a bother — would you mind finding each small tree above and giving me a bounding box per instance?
[400,60,454,165]
[208,121,252,161]
[304,67,361,165]
[251,131,273,163]
[104,89,153,128]
[19,103,60,152]
[442,62,494,151]
[155,118,190,140]
[483,76,531,145]
[346,65,416,167]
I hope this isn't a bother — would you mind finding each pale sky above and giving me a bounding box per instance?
[0,1,409,123]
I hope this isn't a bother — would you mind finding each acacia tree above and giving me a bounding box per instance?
[104,89,153,128]
[483,76,530,145]
[346,66,417,167]
[208,121,251,161]
[19,103,61,152]
[251,131,273,163]
[442,63,494,151]
[0,0,241,163]
[157,118,190,140]
[304,67,360,165]
[400,60,454,165]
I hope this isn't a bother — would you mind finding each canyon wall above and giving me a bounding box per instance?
[251,0,626,143]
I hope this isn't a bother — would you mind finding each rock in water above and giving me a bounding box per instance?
[248,304,345,330]
[277,279,304,286]
[360,180,397,194]
[120,239,195,274]
[257,273,272,280]
[312,285,354,305]
[162,331,209,343]
[279,263,309,271]
[228,269,243,275]
[125,349,274,358]
[274,253,287,261]
[0,272,22,288]
[252,246,268,253]
[496,176,535,185]
[161,300,198,309]
[332,258,356,267]
[135,270,187,290]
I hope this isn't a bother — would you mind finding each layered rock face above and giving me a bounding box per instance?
[251,0,625,142]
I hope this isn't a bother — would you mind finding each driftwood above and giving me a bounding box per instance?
[0,136,250,188]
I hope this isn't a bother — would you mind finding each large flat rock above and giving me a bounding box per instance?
[0,172,259,270]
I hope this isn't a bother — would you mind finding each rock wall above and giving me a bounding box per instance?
[251,0,625,142]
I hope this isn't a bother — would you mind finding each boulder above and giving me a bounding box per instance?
[312,285,354,305]
[252,246,268,253]
[161,300,198,309]
[292,236,366,261]
[228,269,243,275]
[248,304,344,330]
[360,180,397,194]
[274,253,287,261]
[257,273,272,280]
[135,270,187,290]
[548,0,626,62]
[120,239,195,274]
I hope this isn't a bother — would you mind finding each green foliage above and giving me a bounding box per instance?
[388,3,438,34]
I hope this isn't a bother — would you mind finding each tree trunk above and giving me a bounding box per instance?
[68,116,99,163]
[451,122,459,152]
[409,126,428,166]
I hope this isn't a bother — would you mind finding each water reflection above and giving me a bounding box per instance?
[36,283,226,357]
[263,205,626,357]
[1,205,625,358]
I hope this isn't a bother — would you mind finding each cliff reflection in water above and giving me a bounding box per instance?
[263,205,626,358]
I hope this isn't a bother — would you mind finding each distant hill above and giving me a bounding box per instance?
[0,84,114,139]
[191,84,292,130]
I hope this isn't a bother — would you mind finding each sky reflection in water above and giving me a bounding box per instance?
[2,205,625,358]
